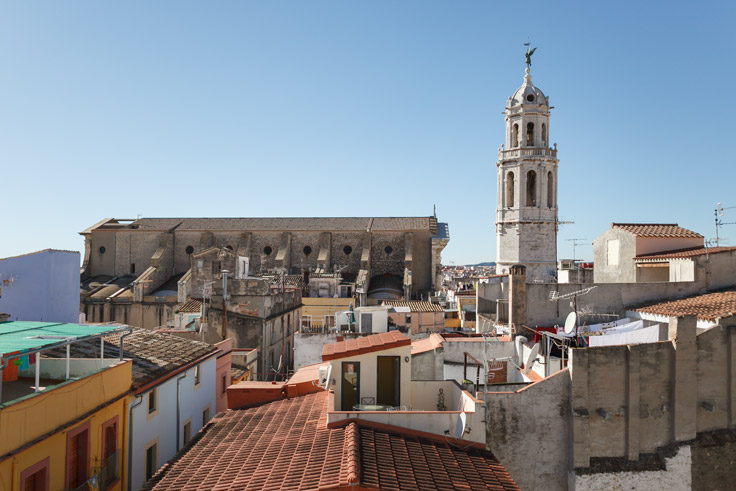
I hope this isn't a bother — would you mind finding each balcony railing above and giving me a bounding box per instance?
[498,147,557,159]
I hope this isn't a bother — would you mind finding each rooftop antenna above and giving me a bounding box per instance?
[565,238,587,262]
[714,203,736,247]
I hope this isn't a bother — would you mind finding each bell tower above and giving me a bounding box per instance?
[495,50,559,282]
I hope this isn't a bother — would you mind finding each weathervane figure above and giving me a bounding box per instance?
[524,44,537,68]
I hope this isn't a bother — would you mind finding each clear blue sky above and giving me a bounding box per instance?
[1,1,734,265]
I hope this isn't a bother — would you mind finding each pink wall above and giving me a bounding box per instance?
[214,338,233,413]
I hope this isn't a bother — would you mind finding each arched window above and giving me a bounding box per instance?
[506,172,515,208]
[512,124,519,148]
[526,171,537,206]
[526,122,534,146]
[547,171,554,207]
[542,123,547,146]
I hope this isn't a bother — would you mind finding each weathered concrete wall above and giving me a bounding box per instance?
[593,228,637,283]
[575,445,692,491]
[411,350,443,381]
[483,369,571,491]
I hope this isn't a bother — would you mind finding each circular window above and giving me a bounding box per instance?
[263,246,273,256]
[343,245,353,255]
[303,245,312,256]
[185,245,194,254]
[384,245,393,255]
[98,246,106,254]
[526,94,535,102]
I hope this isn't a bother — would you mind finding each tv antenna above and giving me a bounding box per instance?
[714,203,736,247]
[565,238,587,262]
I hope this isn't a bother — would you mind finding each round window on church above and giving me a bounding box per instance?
[343,245,353,255]
[303,246,312,256]
[185,245,194,254]
[99,246,106,254]
[263,246,273,256]
[384,245,393,255]
[526,94,535,102]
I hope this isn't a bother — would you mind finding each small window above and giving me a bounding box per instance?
[194,365,201,386]
[263,246,273,256]
[21,457,49,491]
[148,389,156,413]
[130,263,135,274]
[202,407,211,426]
[384,246,393,255]
[145,443,158,481]
[221,374,227,394]
[99,246,106,254]
[183,421,192,444]
[303,245,312,256]
[406,313,412,324]
[185,245,194,254]
[343,245,352,255]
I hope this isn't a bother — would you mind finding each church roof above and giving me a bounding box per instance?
[85,217,434,233]
[510,69,548,107]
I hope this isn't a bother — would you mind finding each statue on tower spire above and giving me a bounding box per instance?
[524,44,537,68]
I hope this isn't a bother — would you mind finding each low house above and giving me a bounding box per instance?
[382,300,445,333]
[44,327,230,491]
[0,321,132,491]
[593,223,704,283]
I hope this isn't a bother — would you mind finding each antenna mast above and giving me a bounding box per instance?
[565,238,587,262]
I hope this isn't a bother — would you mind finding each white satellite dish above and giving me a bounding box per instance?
[455,411,468,439]
[564,311,577,334]
[523,343,540,374]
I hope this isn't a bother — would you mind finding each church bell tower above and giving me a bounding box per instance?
[495,50,559,282]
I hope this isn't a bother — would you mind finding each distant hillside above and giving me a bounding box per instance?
[466,262,495,267]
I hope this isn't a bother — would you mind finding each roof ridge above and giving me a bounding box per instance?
[344,422,361,485]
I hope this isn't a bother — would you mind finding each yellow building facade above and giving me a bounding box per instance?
[0,360,131,491]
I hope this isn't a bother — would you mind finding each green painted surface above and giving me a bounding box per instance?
[0,321,122,356]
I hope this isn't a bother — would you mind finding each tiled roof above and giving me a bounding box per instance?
[382,301,444,312]
[322,331,411,361]
[611,223,703,238]
[636,290,736,322]
[43,327,217,387]
[634,246,736,261]
[142,391,520,491]
[411,333,445,355]
[176,300,202,313]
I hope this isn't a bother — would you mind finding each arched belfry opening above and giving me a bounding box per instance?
[506,172,515,208]
[526,122,534,146]
[512,124,519,148]
[542,123,547,146]
[526,170,537,207]
[547,171,554,208]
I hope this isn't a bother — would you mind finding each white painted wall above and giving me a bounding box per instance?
[128,356,217,491]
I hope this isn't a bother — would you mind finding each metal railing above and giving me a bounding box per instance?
[498,147,557,159]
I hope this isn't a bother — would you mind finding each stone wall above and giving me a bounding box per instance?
[483,369,571,491]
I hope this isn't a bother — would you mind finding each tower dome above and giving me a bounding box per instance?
[509,68,548,107]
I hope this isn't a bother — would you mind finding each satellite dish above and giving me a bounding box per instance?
[455,411,468,439]
[564,312,577,334]
[524,343,540,374]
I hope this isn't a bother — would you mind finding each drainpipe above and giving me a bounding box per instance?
[0,359,6,403]
[176,372,187,451]
[118,325,133,361]
[127,395,144,491]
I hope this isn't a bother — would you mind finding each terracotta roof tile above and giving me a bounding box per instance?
[636,290,736,322]
[634,246,736,261]
[322,331,411,361]
[411,333,446,355]
[611,223,703,238]
[142,391,520,490]
[176,299,202,313]
[382,300,444,312]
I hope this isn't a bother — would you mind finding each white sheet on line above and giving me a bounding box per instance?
[588,324,660,347]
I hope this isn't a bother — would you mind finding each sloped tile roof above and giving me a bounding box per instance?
[634,246,736,261]
[611,223,703,238]
[103,217,433,232]
[176,300,202,313]
[382,301,444,312]
[636,290,736,321]
[142,391,520,491]
[411,333,445,355]
[43,327,217,387]
[322,331,411,361]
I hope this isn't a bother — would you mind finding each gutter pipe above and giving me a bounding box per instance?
[127,395,144,491]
